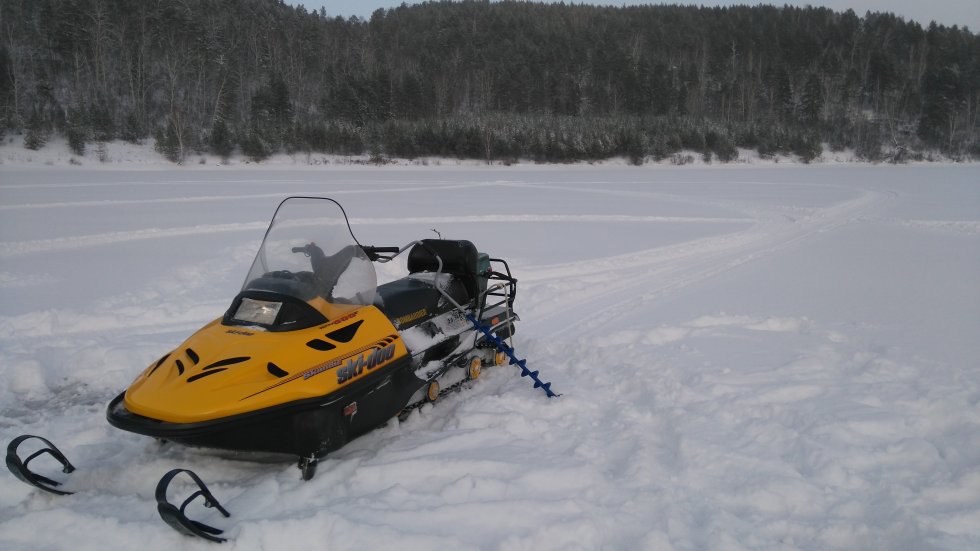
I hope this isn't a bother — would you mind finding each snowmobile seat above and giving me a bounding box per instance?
[374,240,478,329]
[375,277,468,329]
[407,239,480,300]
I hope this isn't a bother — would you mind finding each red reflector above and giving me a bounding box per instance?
[491,317,500,325]
[343,402,357,416]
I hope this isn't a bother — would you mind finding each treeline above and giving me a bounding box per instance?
[1,0,978,163]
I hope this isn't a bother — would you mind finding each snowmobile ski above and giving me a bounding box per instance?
[6,435,233,542]
[5,434,76,495]
[156,468,231,543]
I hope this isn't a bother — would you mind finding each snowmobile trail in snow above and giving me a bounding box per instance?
[518,183,893,338]
[0,182,494,211]
[1,213,750,258]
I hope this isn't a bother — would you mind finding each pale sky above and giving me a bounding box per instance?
[292,1,979,31]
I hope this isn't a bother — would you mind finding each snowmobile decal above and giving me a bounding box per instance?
[336,342,397,384]
[320,311,358,328]
[299,335,398,382]
[236,333,402,401]
[394,308,428,327]
[298,359,342,382]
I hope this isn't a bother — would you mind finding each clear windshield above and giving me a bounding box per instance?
[242,197,377,308]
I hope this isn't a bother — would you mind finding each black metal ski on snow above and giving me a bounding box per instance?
[6,436,232,543]
[6,435,76,495]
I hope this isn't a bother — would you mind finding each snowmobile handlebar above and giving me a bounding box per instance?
[294,243,400,262]
[361,245,401,261]
[291,243,328,260]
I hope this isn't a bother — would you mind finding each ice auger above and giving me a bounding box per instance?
[377,240,559,399]
[466,314,558,398]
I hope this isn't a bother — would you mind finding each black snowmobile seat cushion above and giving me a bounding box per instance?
[408,239,479,298]
[376,277,468,326]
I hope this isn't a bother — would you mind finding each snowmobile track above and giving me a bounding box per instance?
[520,185,892,338]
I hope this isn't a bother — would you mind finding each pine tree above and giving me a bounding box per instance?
[154,119,183,163]
[66,107,88,156]
[918,63,963,149]
[24,110,47,150]
[209,119,234,160]
[801,74,824,124]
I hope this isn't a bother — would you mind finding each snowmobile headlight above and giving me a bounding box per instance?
[233,298,282,325]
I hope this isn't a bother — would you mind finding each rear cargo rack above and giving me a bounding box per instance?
[478,257,517,320]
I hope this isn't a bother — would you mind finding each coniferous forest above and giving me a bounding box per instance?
[2,0,978,164]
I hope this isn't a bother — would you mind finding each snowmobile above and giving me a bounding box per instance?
[6,196,557,541]
[99,196,522,480]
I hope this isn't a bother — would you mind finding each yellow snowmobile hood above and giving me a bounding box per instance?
[124,305,408,424]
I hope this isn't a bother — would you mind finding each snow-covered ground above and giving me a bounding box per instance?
[0,161,978,550]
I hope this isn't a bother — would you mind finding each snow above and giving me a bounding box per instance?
[1,153,979,549]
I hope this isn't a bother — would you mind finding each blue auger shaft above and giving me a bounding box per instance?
[465,315,558,398]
